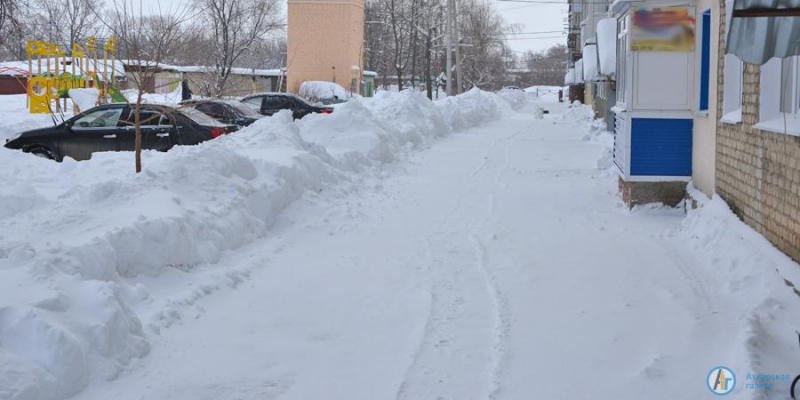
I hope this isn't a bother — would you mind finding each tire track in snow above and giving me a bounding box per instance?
[469,234,510,400]
[394,124,527,400]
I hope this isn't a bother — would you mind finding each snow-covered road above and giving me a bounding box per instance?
[67,100,799,400]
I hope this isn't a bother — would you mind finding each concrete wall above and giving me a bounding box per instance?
[715,0,800,263]
[183,71,277,98]
[286,0,365,94]
[692,0,720,197]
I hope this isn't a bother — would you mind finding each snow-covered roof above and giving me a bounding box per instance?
[0,59,125,77]
[118,60,283,77]
[363,70,378,77]
[582,45,599,82]
[596,18,617,76]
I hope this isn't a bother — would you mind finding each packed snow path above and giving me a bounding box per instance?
[71,101,798,400]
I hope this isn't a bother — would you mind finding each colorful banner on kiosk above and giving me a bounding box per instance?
[630,6,695,52]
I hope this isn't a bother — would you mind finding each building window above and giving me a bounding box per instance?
[721,0,743,123]
[755,56,800,136]
[616,13,629,108]
[698,9,711,112]
[781,56,799,117]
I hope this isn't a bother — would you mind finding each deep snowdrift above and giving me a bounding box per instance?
[0,89,523,400]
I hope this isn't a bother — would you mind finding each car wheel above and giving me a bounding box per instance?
[27,146,56,161]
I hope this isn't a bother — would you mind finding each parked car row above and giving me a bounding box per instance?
[4,92,336,162]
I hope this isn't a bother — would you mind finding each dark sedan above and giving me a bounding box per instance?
[180,99,263,128]
[240,93,333,119]
[4,103,233,161]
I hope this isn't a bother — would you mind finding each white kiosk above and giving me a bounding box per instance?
[611,0,696,206]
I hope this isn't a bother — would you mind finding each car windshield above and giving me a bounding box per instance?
[179,107,227,127]
[225,101,262,118]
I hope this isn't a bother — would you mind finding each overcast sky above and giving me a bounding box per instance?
[494,1,568,54]
[121,0,567,55]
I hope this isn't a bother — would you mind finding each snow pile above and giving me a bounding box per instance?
[0,111,349,400]
[436,88,515,132]
[68,89,100,113]
[0,89,525,400]
[561,102,594,124]
[0,95,73,141]
[676,190,800,385]
[121,86,183,105]
[496,87,526,111]
[299,88,522,164]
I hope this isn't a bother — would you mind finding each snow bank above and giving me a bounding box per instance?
[0,89,526,400]
[0,95,73,141]
[496,88,526,111]
[561,102,594,124]
[436,88,515,132]
[676,190,800,385]
[299,88,520,163]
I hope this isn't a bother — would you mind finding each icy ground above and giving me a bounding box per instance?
[1,91,799,400]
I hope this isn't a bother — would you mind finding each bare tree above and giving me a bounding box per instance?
[104,1,191,172]
[522,44,568,86]
[366,0,519,95]
[459,0,515,91]
[0,0,24,55]
[195,0,283,97]
[33,0,102,53]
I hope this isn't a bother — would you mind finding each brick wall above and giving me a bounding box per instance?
[286,0,365,94]
[715,0,800,263]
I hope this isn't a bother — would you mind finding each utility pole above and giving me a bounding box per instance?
[451,0,463,94]
[445,0,453,96]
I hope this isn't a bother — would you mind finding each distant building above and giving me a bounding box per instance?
[286,0,365,95]
[119,61,285,97]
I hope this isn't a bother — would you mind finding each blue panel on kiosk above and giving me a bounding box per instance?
[630,118,692,177]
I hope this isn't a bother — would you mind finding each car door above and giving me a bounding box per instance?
[262,96,296,116]
[62,106,124,160]
[117,107,173,152]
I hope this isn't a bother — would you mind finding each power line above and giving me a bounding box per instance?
[501,30,565,35]
[496,35,566,40]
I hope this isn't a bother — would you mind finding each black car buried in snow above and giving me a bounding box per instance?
[240,93,334,119]
[180,99,264,128]
[4,103,234,161]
